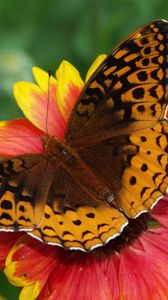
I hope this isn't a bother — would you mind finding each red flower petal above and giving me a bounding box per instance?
[38,252,113,300]
[5,235,61,286]
[0,119,44,157]
[118,246,157,300]
[105,252,120,300]
[138,228,168,299]
[0,232,22,269]
[151,196,168,227]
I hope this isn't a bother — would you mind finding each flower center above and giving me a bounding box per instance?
[104,212,160,253]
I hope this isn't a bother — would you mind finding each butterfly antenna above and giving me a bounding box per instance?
[45,70,51,136]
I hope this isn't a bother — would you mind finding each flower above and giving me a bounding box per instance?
[0,56,168,300]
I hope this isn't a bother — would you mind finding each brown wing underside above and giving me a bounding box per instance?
[66,20,168,146]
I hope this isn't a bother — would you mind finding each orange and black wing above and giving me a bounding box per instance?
[65,20,168,221]
[79,121,168,219]
[30,165,128,251]
[0,154,52,231]
[0,154,127,251]
[66,19,168,146]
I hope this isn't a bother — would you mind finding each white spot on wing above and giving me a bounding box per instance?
[164,106,168,121]
[28,220,129,252]
[160,19,168,23]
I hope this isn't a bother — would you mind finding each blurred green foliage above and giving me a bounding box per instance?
[0,0,168,299]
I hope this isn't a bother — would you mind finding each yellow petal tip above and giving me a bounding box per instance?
[19,282,41,300]
[85,54,107,82]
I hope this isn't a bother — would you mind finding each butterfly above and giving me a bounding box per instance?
[0,19,168,252]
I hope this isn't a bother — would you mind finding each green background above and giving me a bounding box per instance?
[0,0,168,299]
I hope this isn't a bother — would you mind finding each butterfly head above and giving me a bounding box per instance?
[41,134,70,159]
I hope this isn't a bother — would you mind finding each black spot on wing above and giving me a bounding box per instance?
[0,212,13,221]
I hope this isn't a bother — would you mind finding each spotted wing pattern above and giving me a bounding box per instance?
[31,204,127,251]
[0,154,128,251]
[79,121,168,220]
[0,154,52,231]
[66,20,168,146]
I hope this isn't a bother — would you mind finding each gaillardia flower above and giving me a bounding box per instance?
[0,56,168,300]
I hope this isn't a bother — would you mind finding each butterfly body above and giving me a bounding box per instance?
[43,135,113,203]
[0,20,168,251]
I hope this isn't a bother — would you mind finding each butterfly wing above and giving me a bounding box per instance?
[0,153,128,251]
[30,165,128,251]
[65,20,168,219]
[79,121,168,219]
[66,20,168,146]
[0,154,53,231]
